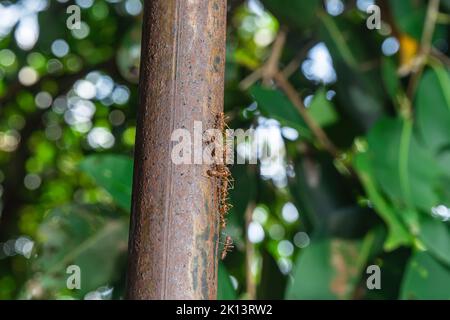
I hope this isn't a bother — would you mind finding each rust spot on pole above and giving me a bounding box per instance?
[126,0,227,300]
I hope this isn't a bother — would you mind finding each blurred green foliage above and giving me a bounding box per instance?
[0,0,449,300]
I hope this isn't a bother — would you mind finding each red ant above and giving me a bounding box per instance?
[221,235,234,260]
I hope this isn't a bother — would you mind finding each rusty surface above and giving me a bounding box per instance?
[126,0,227,300]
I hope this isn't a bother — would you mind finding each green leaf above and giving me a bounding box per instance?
[354,153,411,251]
[261,0,320,31]
[217,263,236,300]
[416,67,450,154]
[381,58,400,99]
[286,239,335,300]
[389,1,448,43]
[308,89,339,127]
[31,205,128,298]
[319,14,386,131]
[390,0,427,40]
[291,153,375,237]
[250,86,311,139]
[367,118,441,214]
[419,216,450,267]
[401,251,450,300]
[79,155,133,211]
[286,237,371,300]
[251,86,311,139]
[318,12,359,69]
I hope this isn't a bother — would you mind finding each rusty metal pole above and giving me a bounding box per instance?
[126,0,227,299]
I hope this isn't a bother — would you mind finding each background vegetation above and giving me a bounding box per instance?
[0,0,449,300]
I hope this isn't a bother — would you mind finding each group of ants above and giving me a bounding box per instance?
[205,112,234,261]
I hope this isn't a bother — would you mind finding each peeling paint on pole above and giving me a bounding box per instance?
[126,0,227,300]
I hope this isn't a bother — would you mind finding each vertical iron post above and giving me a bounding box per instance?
[126,0,227,299]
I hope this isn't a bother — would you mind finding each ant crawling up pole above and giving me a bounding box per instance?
[206,111,235,260]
